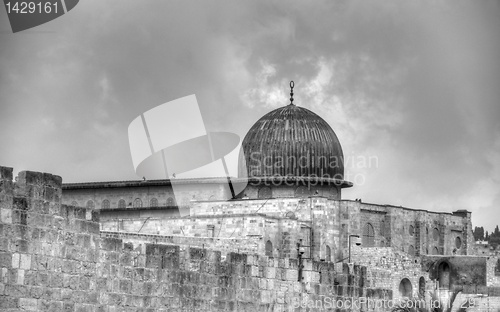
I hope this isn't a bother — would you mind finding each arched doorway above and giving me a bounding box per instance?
[437,261,451,289]
[399,278,413,298]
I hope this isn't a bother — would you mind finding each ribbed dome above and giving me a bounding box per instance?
[239,104,346,182]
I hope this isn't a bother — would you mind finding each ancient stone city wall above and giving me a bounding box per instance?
[1,166,394,312]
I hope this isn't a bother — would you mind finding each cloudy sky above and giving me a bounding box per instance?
[1,0,499,231]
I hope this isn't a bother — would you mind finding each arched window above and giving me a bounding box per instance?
[409,225,414,236]
[150,198,158,207]
[295,185,310,198]
[102,199,110,209]
[258,187,272,199]
[399,278,413,298]
[418,277,426,298]
[433,228,440,241]
[408,245,415,256]
[265,240,273,257]
[325,245,331,262]
[438,262,451,289]
[86,200,94,209]
[167,197,175,207]
[133,198,142,208]
[433,247,439,255]
[71,201,77,206]
[362,223,375,247]
[455,237,462,249]
[118,199,126,209]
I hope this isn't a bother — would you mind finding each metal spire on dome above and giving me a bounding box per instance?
[289,81,295,105]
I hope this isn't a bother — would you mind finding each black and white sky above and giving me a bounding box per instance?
[1,1,499,231]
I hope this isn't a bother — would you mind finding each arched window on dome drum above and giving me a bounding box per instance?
[325,245,331,262]
[133,198,142,208]
[265,240,273,257]
[86,200,94,209]
[102,199,110,209]
[118,199,126,209]
[362,223,375,247]
[167,197,175,207]
[295,185,310,198]
[258,187,272,199]
[150,198,158,207]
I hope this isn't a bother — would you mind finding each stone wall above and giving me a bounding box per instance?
[351,247,429,299]
[2,166,394,312]
[0,167,101,311]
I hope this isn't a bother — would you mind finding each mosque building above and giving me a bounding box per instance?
[62,82,474,266]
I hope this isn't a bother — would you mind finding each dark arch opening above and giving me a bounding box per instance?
[399,278,413,298]
[325,245,331,262]
[437,261,451,289]
[455,236,462,249]
[265,240,273,257]
[419,277,426,298]
[362,223,375,247]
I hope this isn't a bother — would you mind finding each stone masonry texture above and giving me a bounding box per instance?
[1,166,500,311]
[0,166,393,312]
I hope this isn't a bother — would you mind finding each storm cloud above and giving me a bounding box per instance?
[1,0,499,230]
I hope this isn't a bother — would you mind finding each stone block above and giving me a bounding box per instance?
[0,209,12,224]
[0,167,13,181]
[19,254,31,270]
[19,298,38,311]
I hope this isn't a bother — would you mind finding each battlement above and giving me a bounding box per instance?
[1,166,497,311]
[0,166,395,311]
